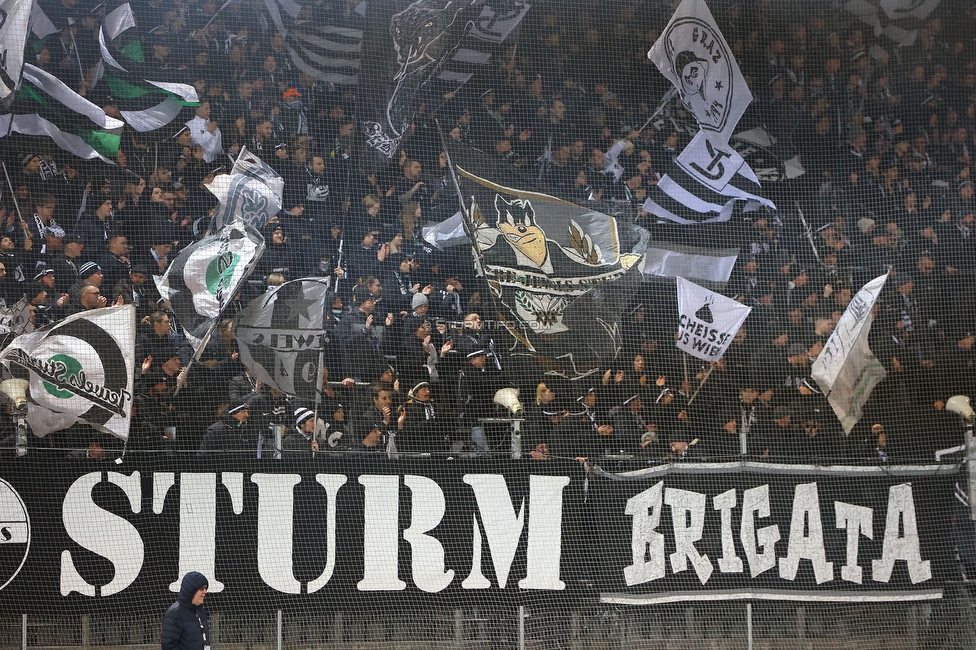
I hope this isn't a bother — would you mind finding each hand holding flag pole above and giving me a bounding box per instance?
[1,163,27,225]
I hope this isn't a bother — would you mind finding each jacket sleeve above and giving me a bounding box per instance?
[160,606,184,650]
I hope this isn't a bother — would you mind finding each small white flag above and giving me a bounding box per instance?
[675,277,751,362]
[812,274,888,434]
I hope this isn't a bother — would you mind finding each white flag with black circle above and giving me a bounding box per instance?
[648,0,752,147]
[155,221,265,353]
[675,277,751,361]
[0,305,135,440]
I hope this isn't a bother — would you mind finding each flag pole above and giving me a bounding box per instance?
[435,119,487,280]
[1,163,27,225]
[69,31,87,90]
[687,363,716,405]
[637,87,678,134]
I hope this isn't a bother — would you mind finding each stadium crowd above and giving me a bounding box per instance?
[1,0,975,464]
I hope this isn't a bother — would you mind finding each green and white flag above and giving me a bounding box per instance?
[0,113,116,162]
[0,305,136,440]
[155,221,265,353]
[21,63,126,130]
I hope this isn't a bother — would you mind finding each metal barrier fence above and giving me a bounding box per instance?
[3,591,976,650]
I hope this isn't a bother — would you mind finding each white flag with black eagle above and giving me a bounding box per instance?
[233,278,330,401]
[675,277,751,362]
[0,305,135,440]
[155,221,265,354]
[207,147,285,232]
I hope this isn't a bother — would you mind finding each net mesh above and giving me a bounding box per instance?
[1,0,976,648]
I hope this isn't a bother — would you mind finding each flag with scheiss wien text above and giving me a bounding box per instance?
[675,277,750,362]
[233,278,330,401]
[0,305,135,440]
[155,222,265,354]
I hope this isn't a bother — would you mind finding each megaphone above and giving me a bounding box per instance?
[0,378,28,410]
[946,395,975,425]
[493,387,524,417]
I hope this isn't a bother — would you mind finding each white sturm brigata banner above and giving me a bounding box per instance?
[675,277,751,361]
[812,273,889,434]
[0,462,952,606]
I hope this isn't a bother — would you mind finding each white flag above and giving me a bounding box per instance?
[103,2,136,40]
[812,274,888,434]
[675,277,751,361]
[423,211,468,249]
[0,0,34,105]
[648,0,752,146]
[0,305,136,440]
[207,147,284,231]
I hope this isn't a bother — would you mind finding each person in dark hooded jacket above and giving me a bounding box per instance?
[161,571,210,650]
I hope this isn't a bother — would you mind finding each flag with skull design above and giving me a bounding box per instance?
[450,142,649,380]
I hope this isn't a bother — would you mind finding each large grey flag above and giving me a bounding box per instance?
[233,278,330,400]
[450,140,648,380]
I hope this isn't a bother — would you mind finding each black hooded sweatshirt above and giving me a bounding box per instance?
[161,571,210,650]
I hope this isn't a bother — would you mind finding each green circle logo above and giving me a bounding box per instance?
[43,354,82,399]
[206,252,240,294]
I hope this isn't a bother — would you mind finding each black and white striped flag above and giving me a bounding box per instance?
[642,131,775,225]
[284,18,363,85]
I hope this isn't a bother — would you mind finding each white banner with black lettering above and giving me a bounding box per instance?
[812,273,888,434]
[675,277,751,361]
